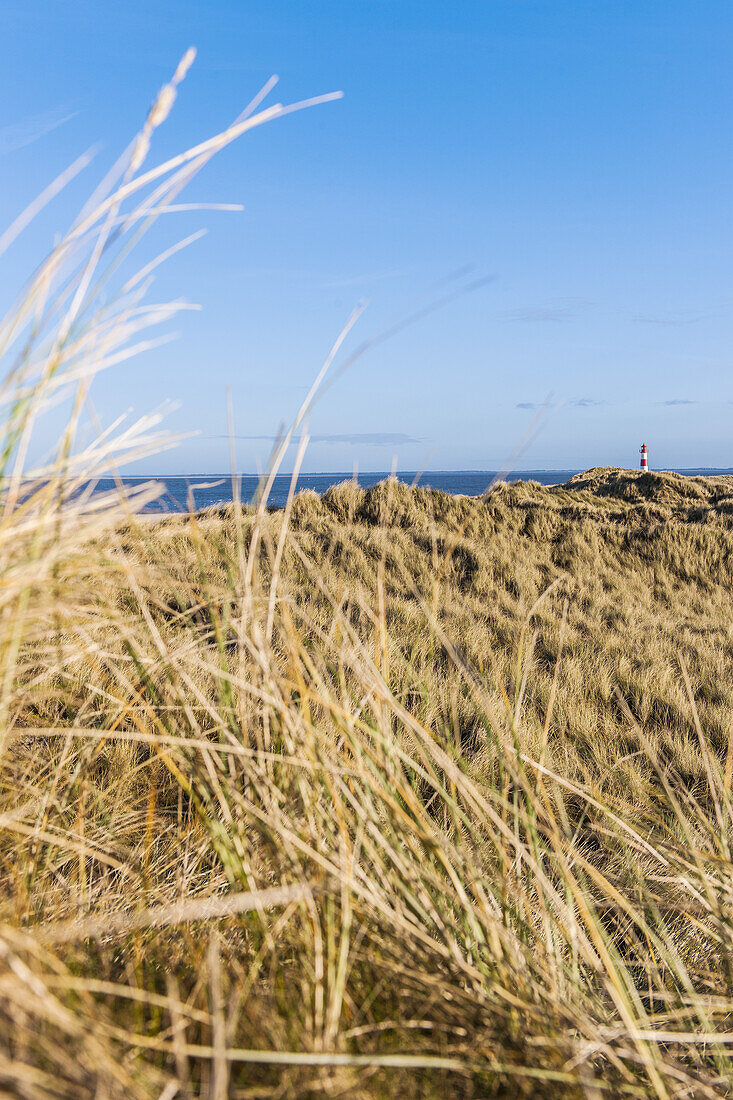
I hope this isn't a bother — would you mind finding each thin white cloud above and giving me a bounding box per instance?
[311,432,420,446]
[0,106,78,155]
[633,310,707,326]
[502,298,592,324]
[218,432,421,446]
[318,266,418,289]
[516,397,605,410]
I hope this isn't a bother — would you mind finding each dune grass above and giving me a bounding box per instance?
[6,470,733,1099]
[3,59,733,1099]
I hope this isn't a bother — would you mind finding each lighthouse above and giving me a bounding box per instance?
[640,443,649,471]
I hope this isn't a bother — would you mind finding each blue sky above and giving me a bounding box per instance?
[3,1,733,472]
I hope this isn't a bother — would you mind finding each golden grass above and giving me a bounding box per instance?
[4,469,733,1098]
[3,58,733,1099]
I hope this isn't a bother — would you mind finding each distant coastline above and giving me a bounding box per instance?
[123,467,733,477]
[84,468,733,513]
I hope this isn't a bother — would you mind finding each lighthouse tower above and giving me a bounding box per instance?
[640,443,649,471]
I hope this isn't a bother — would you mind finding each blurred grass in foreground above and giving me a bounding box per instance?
[2,56,733,1100]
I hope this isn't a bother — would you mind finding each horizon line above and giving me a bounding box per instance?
[98,466,733,478]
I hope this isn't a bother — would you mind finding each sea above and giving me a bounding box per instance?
[90,469,733,514]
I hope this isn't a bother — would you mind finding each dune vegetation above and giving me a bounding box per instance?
[5,468,733,1098]
[4,57,733,1099]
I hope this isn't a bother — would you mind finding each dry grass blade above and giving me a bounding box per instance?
[39,884,314,944]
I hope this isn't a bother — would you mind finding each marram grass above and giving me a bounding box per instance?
[2,59,733,1100]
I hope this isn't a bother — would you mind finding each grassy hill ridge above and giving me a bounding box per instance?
[4,467,733,1097]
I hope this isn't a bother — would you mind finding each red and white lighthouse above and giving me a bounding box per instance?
[640,443,649,471]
